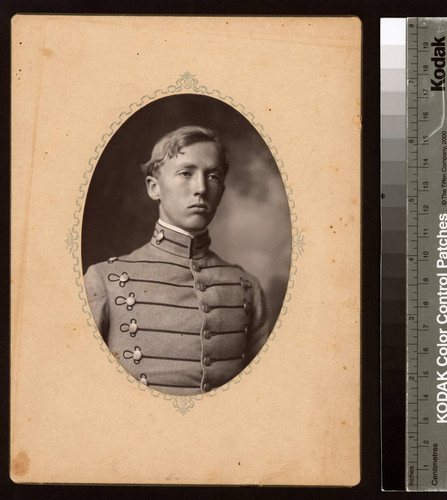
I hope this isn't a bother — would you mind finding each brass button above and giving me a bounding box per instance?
[203,383,212,392]
[133,347,142,361]
[204,356,211,366]
[202,304,211,313]
[244,324,248,334]
[108,256,117,264]
[126,294,136,306]
[241,352,246,360]
[140,374,148,386]
[119,272,129,287]
[240,277,252,289]
[197,283,207,292]
[192,261,201,272]
[155,230,164,244]
[129,319,138,335]
[203,329,212,339]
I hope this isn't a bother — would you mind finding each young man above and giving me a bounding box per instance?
[84,126,269,395]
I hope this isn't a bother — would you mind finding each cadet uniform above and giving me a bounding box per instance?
[84,221,269,395]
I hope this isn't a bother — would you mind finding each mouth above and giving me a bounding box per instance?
[188,203,209,213]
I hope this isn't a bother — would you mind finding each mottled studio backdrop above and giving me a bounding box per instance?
[82,94,291,329]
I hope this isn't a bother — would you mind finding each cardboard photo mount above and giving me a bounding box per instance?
[11,15,361,485]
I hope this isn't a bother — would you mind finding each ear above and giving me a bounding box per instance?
[146,175,160,201]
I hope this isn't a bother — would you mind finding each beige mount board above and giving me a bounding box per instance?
[11,15,361,485]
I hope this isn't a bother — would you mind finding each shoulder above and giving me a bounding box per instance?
[204,251,262,288]
[109,241,153,262]
[204,250,244,271]
[84,242,152,273]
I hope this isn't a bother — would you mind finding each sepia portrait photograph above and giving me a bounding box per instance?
[82,94,292,395]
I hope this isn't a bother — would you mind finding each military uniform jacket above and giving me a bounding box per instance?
[84,222,269,395]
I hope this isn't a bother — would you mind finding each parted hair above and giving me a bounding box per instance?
[141,125,229,178]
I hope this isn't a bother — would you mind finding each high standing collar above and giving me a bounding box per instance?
[150,221,211,259]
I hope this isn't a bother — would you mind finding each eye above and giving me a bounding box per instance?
[178,170,192,177]
[208,172,224,183]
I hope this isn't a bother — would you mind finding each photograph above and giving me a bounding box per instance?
[82,94,292,395]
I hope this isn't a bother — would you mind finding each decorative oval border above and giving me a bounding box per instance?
[67,72,305,415]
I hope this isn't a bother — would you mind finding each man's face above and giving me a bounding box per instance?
[146,141,226,234]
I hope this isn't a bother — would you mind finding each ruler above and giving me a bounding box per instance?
[406,17,447,492]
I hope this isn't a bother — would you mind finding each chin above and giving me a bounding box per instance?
[184,215,212,233]
[186,223,208,233]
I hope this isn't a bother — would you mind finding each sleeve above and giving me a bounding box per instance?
[83,264,110,343]
[244,276,270,366]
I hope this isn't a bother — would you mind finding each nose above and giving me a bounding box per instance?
[194,172,206,196]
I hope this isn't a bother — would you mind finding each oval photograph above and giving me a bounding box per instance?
[82,94,291,395]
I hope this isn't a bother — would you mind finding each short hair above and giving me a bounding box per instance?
[141,125,229,178]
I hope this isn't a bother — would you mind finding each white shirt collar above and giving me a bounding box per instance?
[158,219,208,238]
